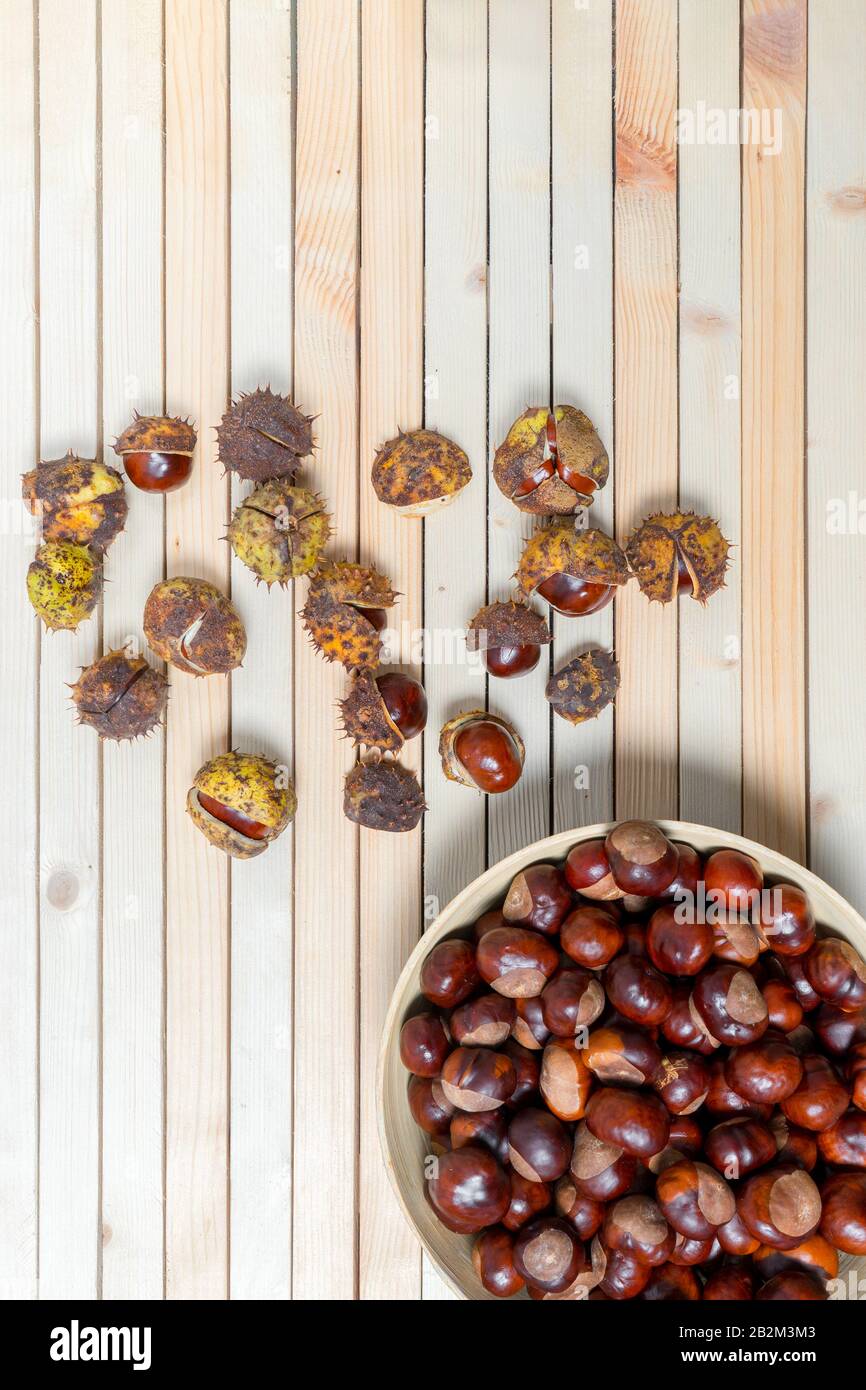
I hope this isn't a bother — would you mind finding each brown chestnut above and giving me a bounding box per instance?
[752,1233,838,1285]
[476,926,559,998]
[736,1164,822,1250]
[664,844,703,902]
[702,1264,754,1299]
[817,1108,866,1167]
[712,919,762,967]
[502,1169,552,1232]
[502,1037,541,1106]
[375,671,428,740]
[513,1216,586,1293]
[407,1075,453,1136]
[662,983,718,1055]
[603,1195,674,1266]
[537,571,614,616]
[769,1114,818,1170]
[441,714,525,794]
[640,1262,701,1300]
[440,1046,516,1112]
[656,1160,735,1239]
[648,1115,705,1175]
[803,937,866,1013]
[813,1001,866,1056]
[473,908,506,941]
[420,938,479,1008]
[570,1122,637,1201]
[704,848,763,914]
[399,1012,450,1077]
[539,1039,593,1121]
[584,1025,662,1087]
[723,1031,803,1104]
[757,882,815,957]
[585,1086,671,1159]
[560,905,624,969]
[705,1056,772,1119]
[691,963,769,1046]
[503,862,571,935]
[451,1110,509,1165]
[716,1208,761,1256]
[564,838,624,901]
[762,977,803,1033]
[653,1051,710,1115]
[540,967,605,1037]
[755,1270,826,1300]
[472,1226,524,1297]
[704,1117,777,1179]
[781,955,822,1012]
[819,1171,866,1255]
[780,1053,849,1132]
[597,1247,651,1300]
[647,906,713,977]
[511,995,550,1051]
[427,1144,510,1232]
[554,1175,605,1239]
[508,1107,570,1182]
[450,993,514,1048]
[605,953,673,1027]
[668,1232,714,1266]
[604,821,679,896]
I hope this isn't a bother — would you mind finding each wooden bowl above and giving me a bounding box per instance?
[378,820,866,1300]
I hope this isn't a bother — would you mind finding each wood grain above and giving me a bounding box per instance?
[100,0,165,1299]
[551,0,615,833]
[806,0,866,899]
[421,0,488,1302]
[487,0,551,862]
[678,0,742,832]
[37,0,101,1301]
[293,0,359,1301]
[228,0,294,1301]
[358,0,425,1301]
[741,0,807,860]
[613,0,679,822]
[0,0,37,1301]
[164,0,230,1300]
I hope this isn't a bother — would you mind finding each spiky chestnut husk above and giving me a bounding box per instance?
[493,406,609,515]
[545,649,620,725]
[216,386,314,482]
[22,452,128,550]
[342,759,425,832]
[70,649,168,740]
[515,522,630,596]
[143,576,246,676]
[188,751,296,859]
[301,560,397,670]
[27,541,102,631]
[339,671,404,754]
[466,600,551,657]
[626,511,731,604]
[438,710,526,790]
[371,428,472,517]
[228,480,330,585]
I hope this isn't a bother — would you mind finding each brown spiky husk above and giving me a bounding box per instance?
[343,760,425,832]
[626,510,731,604]
[301,561,396,670]
[71,649,168,740]
[466,599,551,654]
[515,522,630,595]
[143,576,247,676]
[371,428,471,514]
[545,649,620,725]
[338,671,404,754]
[217,386,314,481]
[22,452,128,551]
[113,413,197,456]
[493,406,609,516]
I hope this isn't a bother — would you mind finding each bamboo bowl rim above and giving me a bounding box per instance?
[377,819,866,1301]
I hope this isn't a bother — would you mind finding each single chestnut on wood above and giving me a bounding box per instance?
[439,711,525,794]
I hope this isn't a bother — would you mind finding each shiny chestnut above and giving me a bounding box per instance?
[560,905,624,969]
[375,672,428,740]
[723,1031,803,1104]
[570,1121,637,1201]
[450,1109,509,1164]
[605,953,673,1027]
[537,571,614,616]
[653,1051,710,1115]
[691,963,769,1047]
[476,926,559,998]
[585,1085,671,1160]
[803,937,866,1013]
[440,1046,516,1113]
[703,849,763,914]
[584,1025,662,1087]
[646,906,713,977]
[603,1195,675,1267]
[817,1109,866,1168]
[762,977,803,1033]
[507,1107,571,1183]
[511,995,550,1051]
[541,967,605,1037]
[704,1117,777,1179]
[502,1170,552,1232]
[780,1053,849,1132]
[502,862,571,935]
[736,1164,822,1250]
[513,1216,587,1293]
[604,821,679,896]
[656,1160,735,1239]
[427,1145,510,1233]
[539,1039,593,1122]
[407,1075,453,1136]
[450,993,514,1048]
[819,1172,866,1255]
[564,838,623,901]
[419,938,479,1008]
[554,1175,605,1239]
[472,1226,524,1297]
[758,882,815,957]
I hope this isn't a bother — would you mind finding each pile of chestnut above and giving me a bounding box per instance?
[399,821,866,1300]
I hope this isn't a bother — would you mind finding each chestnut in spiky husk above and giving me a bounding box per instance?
[70,649,167,740]
[343,759,426,832]
[143,576,246,676]
[301,560,396,671]
[228,480,330,585]
[439,711,525,795]
[546,649,620,725]
[22,452,127,550]
[27,541,102,631]
[626,511,731,604]
[216,386,314,482]
[339,670,428,753]
[494,406,609,515]
[466,600,551,680]
[515,523,630,616]
[112,413,197,493]
[371,428,471,517]
[187,751,296,859]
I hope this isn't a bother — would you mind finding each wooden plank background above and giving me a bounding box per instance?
[1,0,865,1300]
